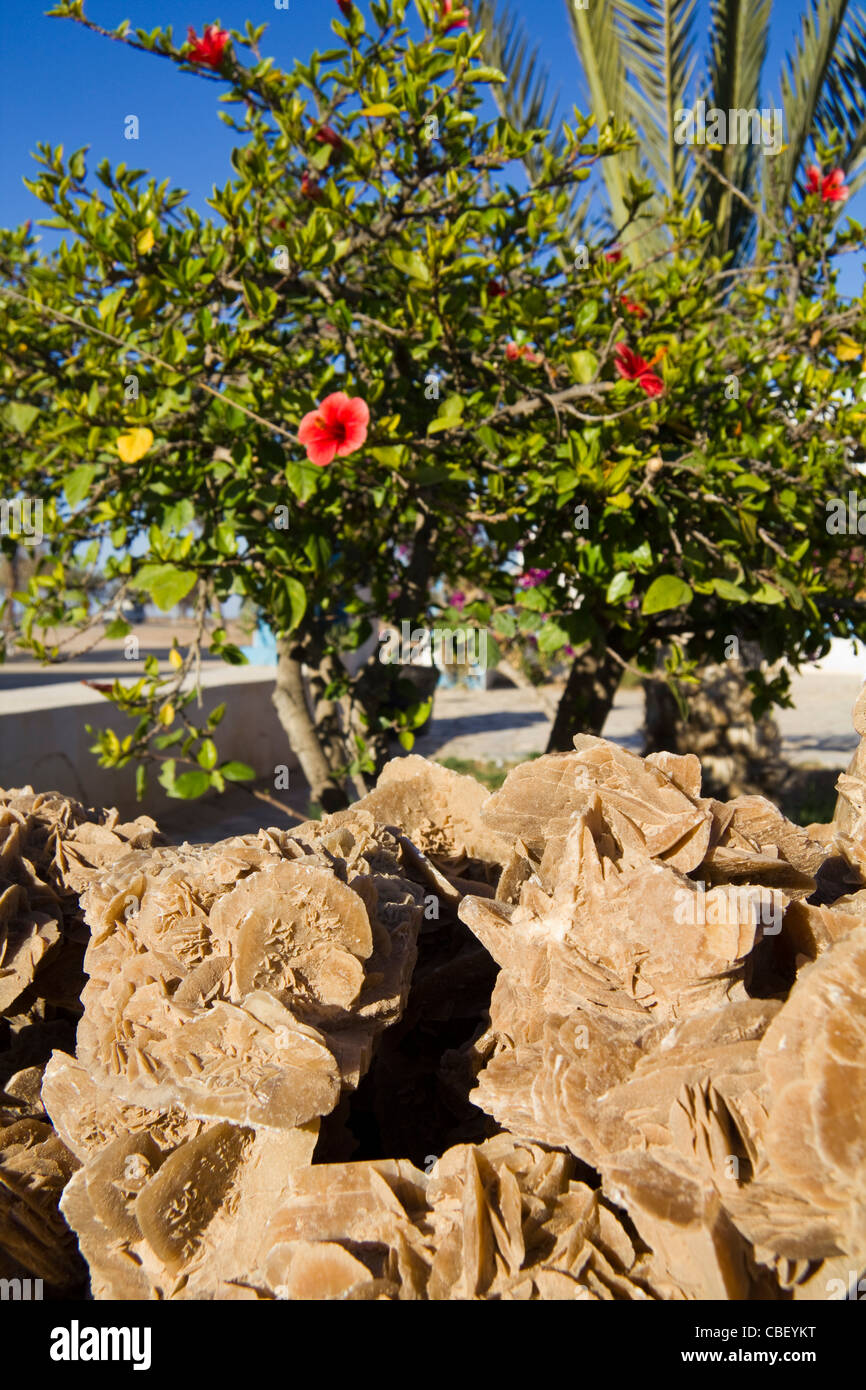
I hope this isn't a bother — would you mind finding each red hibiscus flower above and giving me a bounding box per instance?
[314,124,343,151]
[336,0,353,16]
[621,295,647,319]
[298,392,370,467]
[604,246,623,263]
[301,171,322,202]
[440,1,469,31]
[505,342,540,364]
[186,24,230,69]
[805,164,849,203]
[614,343,664,398]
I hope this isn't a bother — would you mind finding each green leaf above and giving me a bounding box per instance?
[397,730,415,750]
[133,564,197,611]
[2,402,39,435]
[282,577,307,633]
[98,287,126,321]
[220,760,255,782]
[710,578,750,602]
[642,575,693,615]
[388,248,430,285]
[606,570,634,603]
[207,702,227,728]
[197,738,218,770]
[361,102,401,116]
[732,472,771,492]
[135,764,147,801]
[172,770,212,799]
[466,65,507,84]
[574,300,599,333]
[369,445,405,467]
[537,621,569,654]
[64,464,98,507]
[751,582,786,605]
[569,350,598,384]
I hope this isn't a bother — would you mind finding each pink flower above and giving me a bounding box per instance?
[440,1,469,31]
[806,164,848,203]
[336,0,353,16]
[604,247,622,263]
[297,392,370,467]
[186,24,230,68]
[488,278,508,298]
[518,568,551,589]
[450,591,466,610]
[614,343,664,398]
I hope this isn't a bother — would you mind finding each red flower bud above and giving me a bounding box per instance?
[621,295,647,319]
[314,124,343,151]
[440,0,469,31]
[301,171,323,202]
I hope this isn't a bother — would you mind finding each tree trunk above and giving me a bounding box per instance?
[2,548,19,639]
[546,643,622,752]
[271,639,348,812]
[643,659,784,800]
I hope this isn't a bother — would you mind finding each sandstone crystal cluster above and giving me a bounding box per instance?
[1,708,865,1300]
[0,789,162,1292]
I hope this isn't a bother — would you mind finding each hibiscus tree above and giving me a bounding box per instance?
[3,0,865,815]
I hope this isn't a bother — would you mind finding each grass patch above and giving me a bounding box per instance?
[777,765,840,827]
[436,753,540,791]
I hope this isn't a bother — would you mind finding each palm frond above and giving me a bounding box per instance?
[777,0,850,207]
[472,0,602,238]
[565,0,661,257]
[618,0,699,205]
[471,0,562,174]
[698,0,771,263]
[812,5,866,196]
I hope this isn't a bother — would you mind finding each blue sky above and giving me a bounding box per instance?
[0,0,863,298]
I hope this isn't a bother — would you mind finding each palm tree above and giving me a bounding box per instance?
[472,0,866,267]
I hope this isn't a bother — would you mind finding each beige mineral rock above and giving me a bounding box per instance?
[256,1133,655,1300]
[460,734,866,1298]
[75,818,424,1129]
[0,786,162,1017]
[832,685,866,834]
[0,1107,84,1290]
[41,1050,205,1161]
[5,726,866,1303]
[59,1114,318,1299]
[328,755,511,884]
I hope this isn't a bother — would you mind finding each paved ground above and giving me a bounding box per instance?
[151,669,862,844]
[414,671,863,769]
